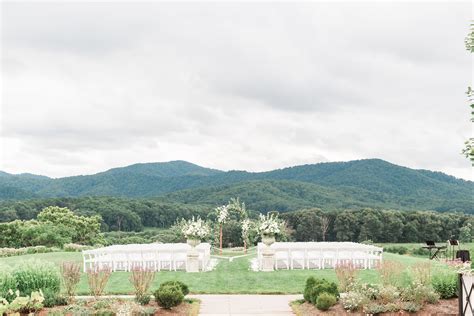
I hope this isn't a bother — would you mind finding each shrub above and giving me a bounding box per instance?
[303,277,317,302]
[401,282,438,305]
[13,261,60,305]
[63,243,92,252]
[129,267,155,305]
[411,262,432,286]
[335,263,358,292]
[154,284,184,309]
[61,261,81,300]
[0,267,17,302]
[309,282,339,305]
[5,290,45,314]
[377,260,404,287]
[401,301,422,313]
[432,272,458,299]
[376,285,399,304]
[340,291,369,311]
[412,248,430,256]
[86,267,112,297]
[316,292,337,311]
[136,294,151,305]
[363,302,387,314]
[384,246,408,255]
[160,281,189,296]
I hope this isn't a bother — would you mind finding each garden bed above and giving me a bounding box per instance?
[291,299,458,315]
[37,298,200,316]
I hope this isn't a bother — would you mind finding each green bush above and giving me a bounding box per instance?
[135,294,151,305]
[309,281,339,305]
[154,284,184,309]
[0,267,17,302]
[401,282,438,305]
[316,292,337,311]
[432,272,458,299]
[401,301,422,313]
[384,246,408,255]
[160,281,189,296]
[412,248,430,256]
[13,261,60,305]
[303,277,317,302]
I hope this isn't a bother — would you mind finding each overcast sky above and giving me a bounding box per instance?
[1,1,473,180]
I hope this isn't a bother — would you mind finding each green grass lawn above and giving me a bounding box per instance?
[0,247,452,295]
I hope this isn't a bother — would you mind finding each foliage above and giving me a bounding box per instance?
[86,267,112,297]
[377,260,404,287]
[61,261,81,300]
[335,263,357,292]
[38,206,102,245]
[0,290,45,314]
[0,267,16,302]
[384,245,408,255]
[432,272,458,299]
[309,281,339,305]
[13,260,61,304]
[129,267,155,305]
[315,292,337,311]
[160,280,189,296]
[0,245,55,258]
[460,223,473,242]
[154,284,184,309]
[340,290,369,311]
[400,281,439,305]
[401,301,422,313]
[411,262,432,286]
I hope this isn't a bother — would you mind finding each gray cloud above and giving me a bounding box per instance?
[0,1,472,179]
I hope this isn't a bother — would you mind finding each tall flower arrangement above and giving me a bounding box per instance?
[257,213,281,236]
[215,205,229,254]
[241,218,251,254]
[181,217,210,240]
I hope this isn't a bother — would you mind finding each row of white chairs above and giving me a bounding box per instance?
[257,242,383,270]
[82,243,211,272]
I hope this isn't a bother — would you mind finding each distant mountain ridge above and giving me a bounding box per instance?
[0,159,472,213]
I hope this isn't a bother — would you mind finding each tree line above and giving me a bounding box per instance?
[0,197,472,245]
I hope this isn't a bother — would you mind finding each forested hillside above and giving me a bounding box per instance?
[0,159,472,213]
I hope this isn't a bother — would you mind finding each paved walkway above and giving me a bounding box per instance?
[189,294,301,316]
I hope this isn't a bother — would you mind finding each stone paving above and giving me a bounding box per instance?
[190,294,301,316]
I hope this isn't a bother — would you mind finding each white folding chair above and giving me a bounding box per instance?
[290,249,306,269]
[274,250,290,270]
[307,249,322,269]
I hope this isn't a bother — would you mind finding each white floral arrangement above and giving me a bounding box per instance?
[181,217,210,240]
[241,218,251,239]
[257,213,281,236]
[216,205,229,224]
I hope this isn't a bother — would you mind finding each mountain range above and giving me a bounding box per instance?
[0,159,472,213]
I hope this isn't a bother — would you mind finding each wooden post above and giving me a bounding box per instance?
[219,225,223,255]
[459,273,463,316]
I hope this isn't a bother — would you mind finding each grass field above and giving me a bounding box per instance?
[0,244,457,295]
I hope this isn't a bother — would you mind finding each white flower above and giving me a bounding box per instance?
[256,213,282,235]
[241,218,251,239]
[181,216,210,240]
[216,205,229,224]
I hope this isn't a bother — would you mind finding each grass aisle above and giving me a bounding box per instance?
[0,250,443,295]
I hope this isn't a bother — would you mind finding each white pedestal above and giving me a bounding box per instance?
[261,248,275,272]
[186,250,200,273]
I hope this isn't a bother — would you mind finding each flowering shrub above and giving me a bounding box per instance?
[256,213,281,235]
[335,263,358,292]
[340,291,369,311]
[181,217,210,240]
